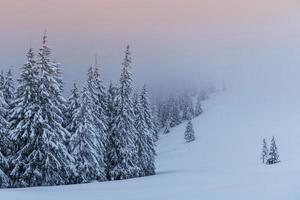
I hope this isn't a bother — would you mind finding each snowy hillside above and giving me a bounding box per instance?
[2,89,300,200]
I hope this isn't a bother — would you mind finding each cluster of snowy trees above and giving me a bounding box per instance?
[0,34,157,188]
[261,137,280,165]
[156,91,204,134]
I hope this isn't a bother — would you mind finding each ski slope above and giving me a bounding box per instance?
[2,89,300,200]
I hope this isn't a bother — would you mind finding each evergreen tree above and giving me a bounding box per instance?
[108,45,140,180]
[134,96,155,176]
[9,35,74,187]
[93,57,108,121]
[0,91,11,187]
[68,87,106,183]
[163,118,171,134]
[105,82,118,180]
[3,69,14,107]
[184,120,195,142]
[139,85,158,142]
[261,138,268,164]
[266,136,280,165]
[86,65,107,148]
[194,94,203,117]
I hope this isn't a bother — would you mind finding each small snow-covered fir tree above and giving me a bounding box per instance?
[261,138,268,164]
[184,120,195,142]
[134,96,156,176]
[68,87,106,183]
[163,118,171,134]
[108,45,140,180]
[266,136,280,165]
[194,94,203,117]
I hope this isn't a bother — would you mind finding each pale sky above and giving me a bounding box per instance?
[1,0,300,93]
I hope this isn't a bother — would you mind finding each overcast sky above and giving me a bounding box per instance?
[1,0,300,94]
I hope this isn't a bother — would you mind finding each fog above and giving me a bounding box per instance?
[1,0,300,95]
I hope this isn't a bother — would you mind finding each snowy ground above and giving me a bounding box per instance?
[2,88,300,200]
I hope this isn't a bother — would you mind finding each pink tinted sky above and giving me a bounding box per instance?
[1,0,300,92]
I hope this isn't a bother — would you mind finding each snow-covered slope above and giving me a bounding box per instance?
[2,89,300,200]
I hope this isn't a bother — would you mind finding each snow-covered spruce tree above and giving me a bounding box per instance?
[65,82,80,132]
[93,58,108,120]
[163,118,171,134]
[52,61,68,128]
[68,87,106,183]
[134,95,155,176]
[266,136,280,165]
[194,94,203,117]
[8,47,40,187]
[105,82,118,180]
[261,138,268,164]
[9,36,74,187]
[182,93,194,120]
[108,45,140,180]
[3,69,14,107]
[0,91,11,187]
[139,85,158,142]
[184,120,195,142]
[86,66,107,140]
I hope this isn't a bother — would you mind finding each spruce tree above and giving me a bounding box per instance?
[266,136,280,165]
[105,82,118,180]
[139,85,158,142]
[261,138,268,164]
[108,45,140,180]
[184,120,195,142]
[0,91,11,187]
[9,35,74,187]
[93,58,108,120]
[68,87,106,183]
[134,96,155,176]
[86,65,107,149]
[194,94,203,117]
